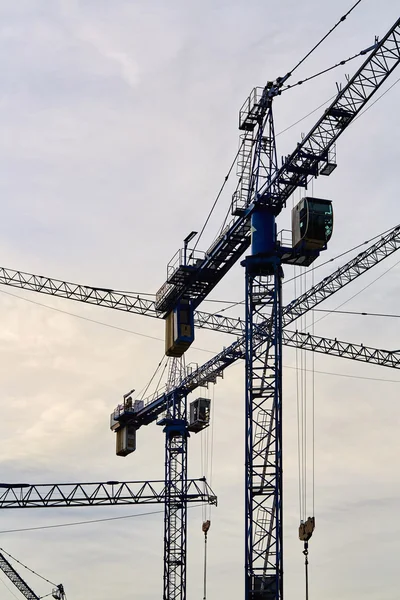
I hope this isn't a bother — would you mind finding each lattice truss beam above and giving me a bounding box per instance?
[244,263,283,599]
[0,551,39,600]
[1,224,399,340]
[265,18,400,207]
[0,479,216,509]
[162,385,188,600]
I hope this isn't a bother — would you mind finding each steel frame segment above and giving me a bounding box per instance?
[263,18,400,206]
[136,225,400,422]
[282,225,400,328]
[0,479,216,509]
[0,551,39,600]
[135,327,400,434]
[0,267,157,316]
[161,391,189,600]
[245,257,283,600]
[282,330,400,367]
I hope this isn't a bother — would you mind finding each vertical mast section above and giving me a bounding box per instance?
[162,358,188,600]
[245,259,283,600]
[244,102,283,600]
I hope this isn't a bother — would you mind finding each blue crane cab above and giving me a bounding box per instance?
[292,197,333,251]
[188,397,211,433]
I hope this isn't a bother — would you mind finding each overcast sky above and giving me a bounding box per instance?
[0,1,399,599]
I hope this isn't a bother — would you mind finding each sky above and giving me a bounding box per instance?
[0,0,399,599]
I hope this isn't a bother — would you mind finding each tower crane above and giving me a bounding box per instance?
[113,14,400,600]
[0,14,399,600]
[0,479,216,599]
[1,229,400,598]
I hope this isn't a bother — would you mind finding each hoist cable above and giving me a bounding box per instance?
[310,257,400,329]
[352,76,400,124]
[311,265,316,517]
[207,224,400,313]
[189,140,245,257]
[304,543,310,600]
[203,532,208,600]
[287,0,363,78]
[209,385,215,489]
[0,575,20,599]
[138,354,167,400]
[0,547,57,587]
[156,358,170,396]
[276,94,337,137]
[283,43,376,92]
[313,308,400,318]
[0,504,207,535]
[294,266,302,521]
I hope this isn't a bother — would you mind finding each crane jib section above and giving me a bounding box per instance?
[154,18,400,316]
[0,479,217,509]
[0,551,40,600]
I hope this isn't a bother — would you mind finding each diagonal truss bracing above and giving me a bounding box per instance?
[0,552,40,600]
[0,479,217,509]
[1,224,399,340]
[134,225,400,424]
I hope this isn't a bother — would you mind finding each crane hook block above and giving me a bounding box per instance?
[299,516,315,542]
[202,520,211,534]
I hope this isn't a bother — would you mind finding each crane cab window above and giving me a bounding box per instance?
[188,397,211,433]
[292,197,333,251]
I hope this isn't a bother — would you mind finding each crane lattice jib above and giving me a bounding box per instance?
[131,224,400,423]
[154,17,400,315]
[0,479,217,509]
[282,330,400,367]
[0,551,40,600]
[2,226,400,338]
[0,265,245,335]
[262,17,400,206]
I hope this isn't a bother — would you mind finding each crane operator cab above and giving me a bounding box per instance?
[188,397,211,433]
[292,197,333,251]
[165,298,194,357]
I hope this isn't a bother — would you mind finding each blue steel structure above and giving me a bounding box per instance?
[0,236,400,598]
[148,16,400,600]
[0,17,399,600]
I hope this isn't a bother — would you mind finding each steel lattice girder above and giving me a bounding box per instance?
[0,551,40,600]
[1,224,399,340]
[0,479,217,509]
[244,262,283,600]
[262,17,400,206]
[162,389,188,600]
